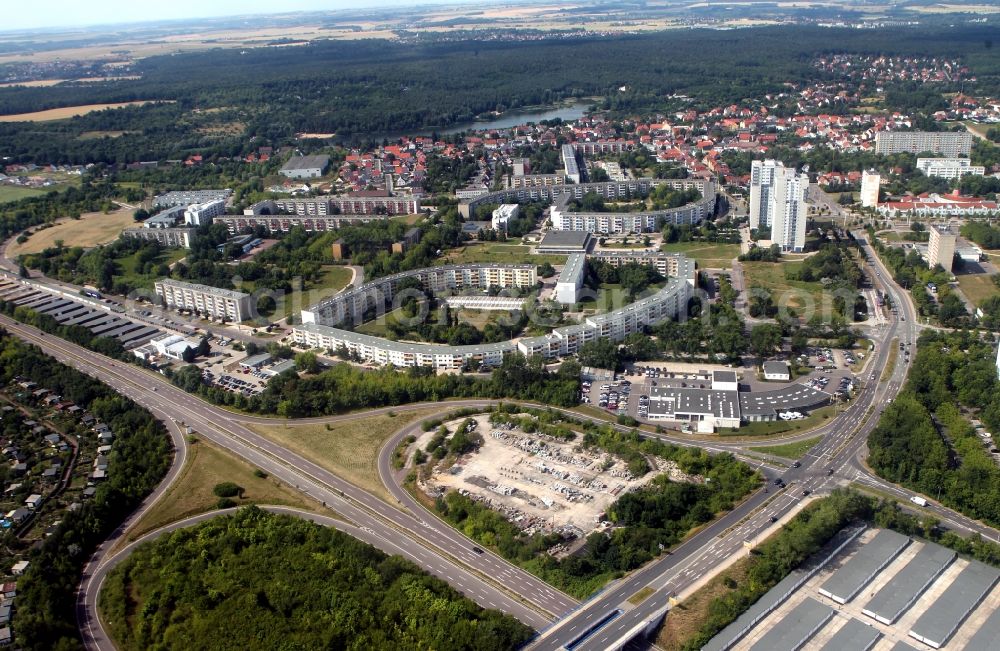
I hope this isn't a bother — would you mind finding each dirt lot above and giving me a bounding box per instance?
[419,414,699,539]
[9,209,136,255]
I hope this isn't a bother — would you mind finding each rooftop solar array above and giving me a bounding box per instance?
[909,560,1000,649]
[862,544,955,625]
[819,529,910,604]
[747,597,832,651]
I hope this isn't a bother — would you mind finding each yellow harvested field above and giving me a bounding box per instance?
[0,79,67,88]
[9,209,136,256]
[0,101,162,122]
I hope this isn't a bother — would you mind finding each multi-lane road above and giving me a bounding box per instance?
[2,218,997,650]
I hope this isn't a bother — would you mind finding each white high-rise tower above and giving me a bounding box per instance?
[749,159,808,252]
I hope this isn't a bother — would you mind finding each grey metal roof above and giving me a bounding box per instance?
[702,569,811,651]
[90,319,129,335]
[538,230,592,249]
[965,605,1000,651]
[240,353,273,367]
[762,361,790,375]
[862,543,955,624]
[740,384,830,416]
[713,370,738,383]
[747,597,833,651]
[819,529,910,604]
[908,560,1000,648]
[819,618,881,651]
[119,326,161,346]
[280,154,330,171]
[889,641,918,651]
[648,387,740,420]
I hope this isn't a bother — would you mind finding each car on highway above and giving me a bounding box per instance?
[792,461,801,468]
[472,546,484,555]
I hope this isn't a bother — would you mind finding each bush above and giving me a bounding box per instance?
[213,482,243,498]
[217,497,238,509]
[253,469,268,479]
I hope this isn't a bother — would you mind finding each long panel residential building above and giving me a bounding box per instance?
[300,264,537,327]
[153,189,232,208]
[246,194,420,217]
[121,227,194,248]
[294,276,690,370]
[458,178,715,221]
[154,279,254,322]
[875,131,973,157]
[916,157,985,179]
[216,214,386,235]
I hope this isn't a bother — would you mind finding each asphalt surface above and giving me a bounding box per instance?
[3,212,997,650]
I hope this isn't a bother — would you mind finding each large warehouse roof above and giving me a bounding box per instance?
[862,544,955,625]
[748,597,833,651]
[819,617,881,651]
[819,529,909,604]
[908,560,1000,649]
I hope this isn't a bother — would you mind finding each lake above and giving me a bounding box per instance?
[438,100,595,135]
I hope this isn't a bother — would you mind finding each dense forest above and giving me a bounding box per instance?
[99,506,532,651]
[0,25,998,163]
[432,408,760,598]
[868,330,1000,527]
[0,331,172,650]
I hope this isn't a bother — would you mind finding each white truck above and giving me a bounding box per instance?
[910,496,928,507]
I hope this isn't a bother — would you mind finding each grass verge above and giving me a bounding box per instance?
[247,409,440,504]
[881,339,898,382]
[121,437,321,546]
[748,435,822,460]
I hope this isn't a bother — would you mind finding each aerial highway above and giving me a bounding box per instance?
[1,223,996,651]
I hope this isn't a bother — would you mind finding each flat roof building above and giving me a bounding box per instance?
[492,204,520,232]
[184,199,225,226]
[646,386,741,432]
[555,253,587,305]
[927,224,957,273]
[279,154,330,179]
[711,370,739,391]
[537,230,593,254]
[762,361,791,382]
[153,189,231,208]
[561,144,581,184]
[875,131,973,157]
[155,279,254,323]
[819,529,910,604]
[916,157,985,179]
[860,170,880,208]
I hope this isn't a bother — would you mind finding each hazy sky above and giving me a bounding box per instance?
[5,0,470,31]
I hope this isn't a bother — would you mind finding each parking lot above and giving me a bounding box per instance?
[581,357,860,430]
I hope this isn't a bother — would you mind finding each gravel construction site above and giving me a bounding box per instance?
[416,414,701,542]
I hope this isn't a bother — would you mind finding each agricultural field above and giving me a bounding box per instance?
[8,209,136,256]
[661,241,741,269]
[0,101,163,122]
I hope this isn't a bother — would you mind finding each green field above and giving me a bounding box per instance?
[957,273,1000,307]
[443,242,566,266]
[0,185,47,204]
[661,241,741,268]
[742,261,835,319]
[114,249,187,289]
[749,436,822,460]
